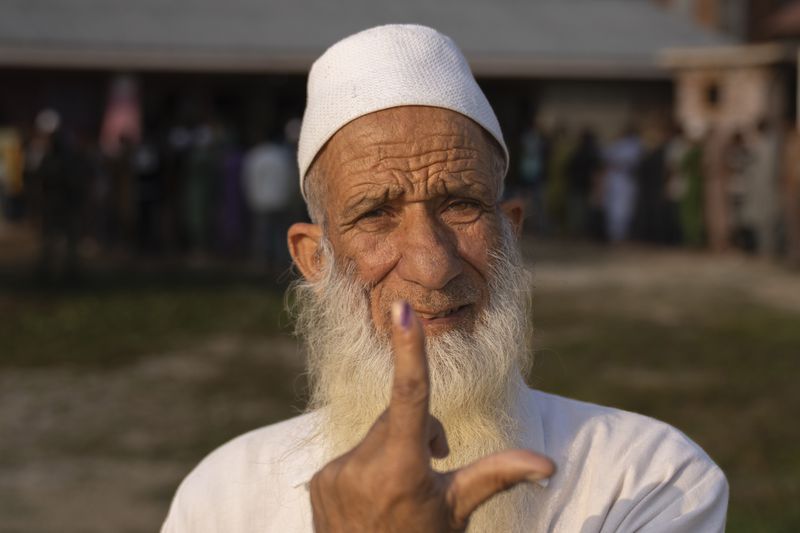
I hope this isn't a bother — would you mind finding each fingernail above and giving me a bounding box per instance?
[526,472,546,483]
[401,301,411,329]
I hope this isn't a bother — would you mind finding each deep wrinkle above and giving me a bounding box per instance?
[310,106,512,336]
[340,177,496,230]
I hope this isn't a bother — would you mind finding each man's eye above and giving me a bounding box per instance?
[359,208,387,220]
[446,200,480,211]
[442,199,483,224]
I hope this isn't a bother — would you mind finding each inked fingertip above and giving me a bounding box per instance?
[391,300,407,330]
[392,300,412,330]
[401,301,411,330]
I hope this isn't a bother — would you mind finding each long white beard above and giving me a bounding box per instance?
[290,222,538,532]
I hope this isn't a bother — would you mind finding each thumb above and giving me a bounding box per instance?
[446,449,555,527]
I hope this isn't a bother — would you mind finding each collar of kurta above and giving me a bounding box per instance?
[288,387,549,490]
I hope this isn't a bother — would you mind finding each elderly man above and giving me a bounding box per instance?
[162,25,727,532]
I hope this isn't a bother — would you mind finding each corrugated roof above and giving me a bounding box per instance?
[0,0,733,78]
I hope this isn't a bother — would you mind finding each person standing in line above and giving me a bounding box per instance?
[23,110,58,234]
[723,130,754,252]
[746,119,781,256]
[565,128,601,239]
[215,126,247,257]
[703,128,731,253]
[0,118,25,223]
[544,125,572,236]
[161,124,193,254]
[782,121,800,267]
[105,135,137,251]
[631,130,669,243]
[664,125,691,245]
[32,113,91,278]
[603,126,643,243]
[183,121,224,256]
[518,117,548,235]
[242,132,295,269]
[675,129,706,248]
[133,135,163,253]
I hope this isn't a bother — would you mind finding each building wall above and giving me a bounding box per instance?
[675,65,787,136]
[535,80,673,141]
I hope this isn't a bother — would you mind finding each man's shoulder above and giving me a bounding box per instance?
[526,390,728,530]
[533,389,718,467]
[531,389,727,514]
[162,412,321,531]
[162,413,320,533]
[180,411,319,487]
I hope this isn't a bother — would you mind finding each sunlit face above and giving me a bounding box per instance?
[312,106,514,337]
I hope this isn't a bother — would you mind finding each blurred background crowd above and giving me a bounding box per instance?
[0,74,307,277]
[4,91,800,277]
[0,91,305,276]
[4,104,800,277]
[511,114,798,255]
[2,0,800,278]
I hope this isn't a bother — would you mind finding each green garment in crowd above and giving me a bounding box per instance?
[680,144,705,247]
[545,137,574,235]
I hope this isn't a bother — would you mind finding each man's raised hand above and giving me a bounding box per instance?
[309,301,555,532]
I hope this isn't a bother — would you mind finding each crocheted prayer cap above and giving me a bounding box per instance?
[297,24,509,200]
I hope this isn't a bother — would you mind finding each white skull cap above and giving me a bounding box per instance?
[297,24,509,200]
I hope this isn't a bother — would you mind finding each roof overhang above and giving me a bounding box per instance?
[0,45,316,73]
[0,44,670,80]
[660,42,796,69]
[468,55,668,79]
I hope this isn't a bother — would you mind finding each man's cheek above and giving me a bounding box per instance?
[348,239,400,284]
[455,228,495,278]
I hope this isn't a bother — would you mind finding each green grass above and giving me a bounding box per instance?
[0,278,288,368]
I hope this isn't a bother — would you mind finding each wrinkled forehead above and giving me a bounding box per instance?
[319,106,503,209]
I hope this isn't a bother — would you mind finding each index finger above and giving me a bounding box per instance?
[388,300,430,450]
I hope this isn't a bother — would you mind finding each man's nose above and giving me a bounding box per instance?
[396,212,462,290]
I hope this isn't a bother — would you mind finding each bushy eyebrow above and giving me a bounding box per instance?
[341,175,496,217]
[343,184,405,214]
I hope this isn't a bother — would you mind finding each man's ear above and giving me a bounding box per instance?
[288,223,325,281]
[500,198,525,237]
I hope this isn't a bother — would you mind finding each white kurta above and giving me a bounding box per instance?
[161,389,728,532]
